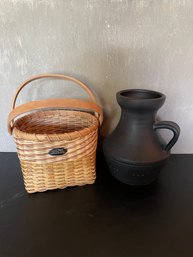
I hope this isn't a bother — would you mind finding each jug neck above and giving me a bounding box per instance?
[120,108,157,125]
[116,89,165,128]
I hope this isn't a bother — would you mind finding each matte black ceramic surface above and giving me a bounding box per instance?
[103,89,180,185]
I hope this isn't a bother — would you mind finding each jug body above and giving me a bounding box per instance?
[103,89,180,185]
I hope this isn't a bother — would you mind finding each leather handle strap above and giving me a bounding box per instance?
[8,99,103,134]
[12,73,96,110]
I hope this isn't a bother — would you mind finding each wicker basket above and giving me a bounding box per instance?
[8,74,103,193]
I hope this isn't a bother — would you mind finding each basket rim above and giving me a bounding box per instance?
[12,109,99,142]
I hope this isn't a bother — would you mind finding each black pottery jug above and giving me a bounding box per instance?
[103,89,180,185]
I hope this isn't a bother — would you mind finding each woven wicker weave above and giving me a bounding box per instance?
[8,74,103,193]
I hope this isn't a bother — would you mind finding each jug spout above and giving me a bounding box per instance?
[117,89,166,113]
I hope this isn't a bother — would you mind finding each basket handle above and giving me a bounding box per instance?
[12,73,97,110]
[8,98,103,134]
[8,74,103,134]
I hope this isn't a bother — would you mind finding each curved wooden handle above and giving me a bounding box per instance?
[12,73,96,110]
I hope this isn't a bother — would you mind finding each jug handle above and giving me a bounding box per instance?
[153,121,180,152]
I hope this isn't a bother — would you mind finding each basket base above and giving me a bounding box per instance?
[20,153,96,193]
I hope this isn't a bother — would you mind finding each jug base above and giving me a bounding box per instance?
[105,155,167,186]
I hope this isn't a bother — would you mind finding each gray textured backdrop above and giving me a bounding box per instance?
[0,0,192,152]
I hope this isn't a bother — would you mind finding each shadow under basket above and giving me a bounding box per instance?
[13,110,99,193]
[8,74,103,193]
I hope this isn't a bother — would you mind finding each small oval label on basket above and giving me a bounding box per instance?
[48,148,67,156]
